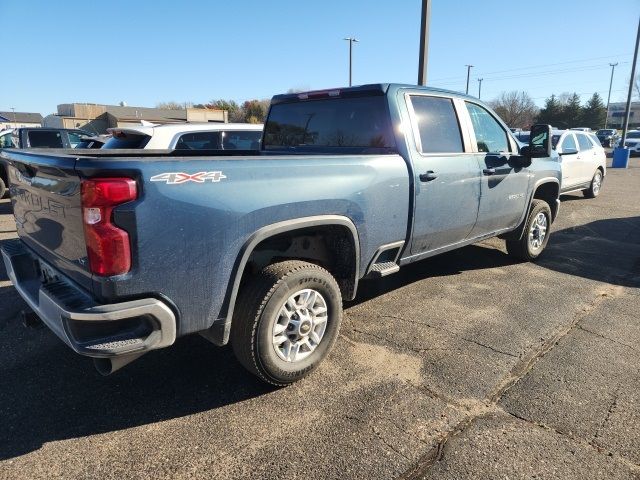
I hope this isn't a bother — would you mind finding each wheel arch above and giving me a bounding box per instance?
[500,178,559,241]
[202,215,360,346]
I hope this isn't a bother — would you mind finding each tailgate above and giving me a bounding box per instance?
[2,150,92,289]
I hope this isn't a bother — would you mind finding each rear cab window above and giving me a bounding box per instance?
[264,94,396,152]
[103,131,151,149]
[27,130,64,148]
[408,95,464,154]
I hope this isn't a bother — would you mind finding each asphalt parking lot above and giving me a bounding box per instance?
[0,158,639,480]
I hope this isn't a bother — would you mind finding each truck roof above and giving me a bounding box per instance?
[271,83,475,104]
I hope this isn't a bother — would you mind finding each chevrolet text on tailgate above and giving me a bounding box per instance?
[0,84,561,385]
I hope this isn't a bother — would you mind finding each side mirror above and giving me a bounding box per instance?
[526,124,553,158]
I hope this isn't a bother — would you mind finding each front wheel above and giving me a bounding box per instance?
[583,170,603,198]
[506,199,552,261]
[231,260,342,386]
[0,176,6,199]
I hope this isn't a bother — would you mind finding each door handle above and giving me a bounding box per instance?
[419,171,438,182]
[482,168,496,175]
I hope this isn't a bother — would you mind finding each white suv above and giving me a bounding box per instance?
[102,123,263,150]
[615,130,640,155]
[553,130,607,198]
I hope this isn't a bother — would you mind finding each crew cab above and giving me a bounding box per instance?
[0,84,561,385]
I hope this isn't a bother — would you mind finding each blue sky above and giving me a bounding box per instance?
[1,0,638,115]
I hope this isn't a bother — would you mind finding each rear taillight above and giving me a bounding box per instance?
[81,178,137,276]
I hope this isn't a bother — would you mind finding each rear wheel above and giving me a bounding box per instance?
[506,199,552,261]
[231,260,342,386]
[583,169,603,198]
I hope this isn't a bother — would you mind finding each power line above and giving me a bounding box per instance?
[428,53,633,83]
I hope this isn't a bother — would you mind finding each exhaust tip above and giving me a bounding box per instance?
[93,353,144,376]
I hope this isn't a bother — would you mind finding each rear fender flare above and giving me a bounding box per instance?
[202,215,360,346]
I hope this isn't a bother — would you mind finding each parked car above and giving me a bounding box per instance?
[614,130,640,155]
[102,123,263,150]
[570,127,592,132]
[595,128,618,147]
[0,84,560,385]
[552,129,606,197]
[513,130,530,145]
[0,127,91,198]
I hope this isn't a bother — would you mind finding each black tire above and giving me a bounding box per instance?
[506,199,552,261]
[0,176,6,199]
[230,260,342,386]
[583,169,603,199]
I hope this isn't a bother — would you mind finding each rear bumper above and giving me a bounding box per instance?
[1,239,176,358]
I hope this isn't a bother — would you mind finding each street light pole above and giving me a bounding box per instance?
[417,0,431,86]
[465,65,474,94]
[343,37,359,87]
[10,107,16,128]
[477,78,483,99]
[605,62,618,129]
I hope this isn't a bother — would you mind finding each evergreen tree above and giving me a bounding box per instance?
[561,93,582,128]
[536,94,563,127]
[580,93,607,130]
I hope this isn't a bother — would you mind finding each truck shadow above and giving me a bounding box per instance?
[0,215,638,460]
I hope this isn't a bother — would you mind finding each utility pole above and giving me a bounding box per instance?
[619,17,640,150]
[465,65,474,94]
[10,107,16,128]
[477,78,483,99]
[343,37,359,87]
[605,62,618,128]
[417,0,431,86]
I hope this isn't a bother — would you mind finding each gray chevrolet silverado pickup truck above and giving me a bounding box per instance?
[1,84,561,385]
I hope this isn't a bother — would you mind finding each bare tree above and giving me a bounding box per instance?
[489,91,538,129]
[156,101,191,110]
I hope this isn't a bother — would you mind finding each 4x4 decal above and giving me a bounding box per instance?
[150,171,227,184]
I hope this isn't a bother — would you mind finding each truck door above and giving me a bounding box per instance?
[463,101,531,237]
[406,94,482,255]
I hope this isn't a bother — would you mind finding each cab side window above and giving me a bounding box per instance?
[576,133,593,151]
[465,102,509,153]
[560,134,577,152]
[410,95,464,153]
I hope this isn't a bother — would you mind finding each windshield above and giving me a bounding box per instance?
[596,129,615,135]
[552,134,561,148]
[264,95,396,151]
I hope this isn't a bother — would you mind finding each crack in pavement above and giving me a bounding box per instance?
[348,313,519,358]
[577,325,640,354]
[397,285,625,479]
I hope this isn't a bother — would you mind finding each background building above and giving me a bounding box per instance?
[0,111,43,130]
[43,103,228,134]
[607,102,640,129]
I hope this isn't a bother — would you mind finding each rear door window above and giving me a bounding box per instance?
[465,102,509,153]
[175,131,222,150]
[409,95,463,153]
[576,133,593,151]
[27,130,64,148]
[222,130,262,150]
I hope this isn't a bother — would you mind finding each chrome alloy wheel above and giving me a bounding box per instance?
[592,171,602,195]
[272,289,329,362]
[528,212,548,251]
